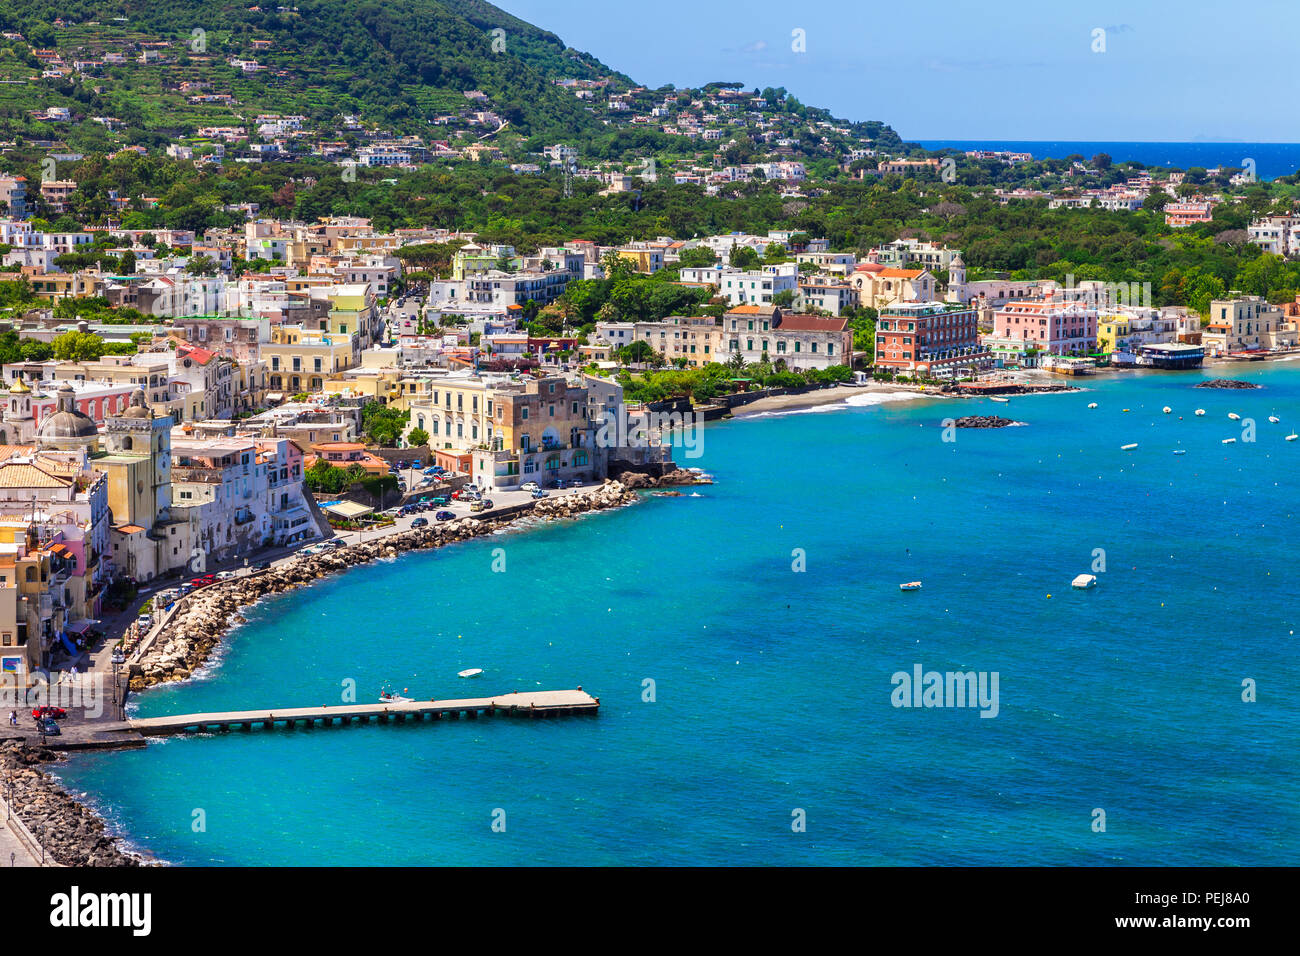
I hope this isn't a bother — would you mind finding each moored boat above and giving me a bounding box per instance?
[1071,573,1097,589]
[899,581,922,591]
[457,668,483,678]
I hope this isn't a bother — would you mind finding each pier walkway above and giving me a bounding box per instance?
[128,689,599,737]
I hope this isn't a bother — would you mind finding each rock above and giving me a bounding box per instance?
[952,415,1024,428]
[1194,378,1260,389]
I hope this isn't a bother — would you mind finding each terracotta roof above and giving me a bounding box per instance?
[116,524,146,534]
[0,461,72,489]
[877,268,925,279]
[177,343,217,365]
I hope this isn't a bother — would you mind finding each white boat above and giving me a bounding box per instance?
[1087,402,1098,409]
[1173,449,1187,456]
[1121,443,1138,450]
[1269,416,1280,423]
[1287,434,1299,442]
[457,668,483,678]
[1194,409,1206,416]
[1228,412,1241,421]
[990,396,1009,403]
[1071,574,1097,590]
[899,581,922,591]
[379,682,413,703]
[1222,438,1237,444]
[1162,406,1172,414]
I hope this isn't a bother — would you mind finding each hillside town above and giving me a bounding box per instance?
[1,182,1298,689]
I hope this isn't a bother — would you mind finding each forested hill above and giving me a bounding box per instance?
[0,0,629,141]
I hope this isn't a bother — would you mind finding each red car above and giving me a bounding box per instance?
[32,706,67,719]
[191,574,216,586]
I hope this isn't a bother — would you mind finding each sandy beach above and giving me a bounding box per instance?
[728,382,953,416]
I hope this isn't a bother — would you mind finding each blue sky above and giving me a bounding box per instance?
[496,0,1296,142]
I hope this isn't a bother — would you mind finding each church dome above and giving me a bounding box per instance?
[7,377,30,394]
[120,387,152,420]
[37,385,99,445]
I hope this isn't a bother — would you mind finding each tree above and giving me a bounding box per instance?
[729,246,760,270]
[120,250,136,274]
[407,427,430,448]
[51,330,106,362]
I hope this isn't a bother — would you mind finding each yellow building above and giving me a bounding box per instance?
[470,375,596,491]
[1097,315,1132,353]
[262,326,358,394]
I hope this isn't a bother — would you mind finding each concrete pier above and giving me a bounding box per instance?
[128,689,599,737]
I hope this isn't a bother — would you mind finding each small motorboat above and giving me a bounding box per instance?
[1173,449,1187,456]
[1222,438,1237,444]
[990,396,1009,403]
[457,668,483,678]
[1121,443,1138,450]
[1194,409,1206,416]
[1087,402,1098,409]
[1287,434,1299,442]
[1269,416,1280,423]
[379,682,413,703]
[1228,412,1241,421]
[1162,406,1172,414]
[899,581,922,591]
[1071,574,1097,590]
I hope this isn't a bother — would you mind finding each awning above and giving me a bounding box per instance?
[322,500,373,519]
[66,619,97,634]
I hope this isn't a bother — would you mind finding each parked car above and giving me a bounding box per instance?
[431,496,449,506]
[32,706,67,719]
[191,575,215,586]
[521,481,540,493]
[216,570,237,580]
[423,467,440,475]
[176,583,194,596]
[464,483,479,493]
[36,717,60,736]
[136,613,153,630]
[470,500,489,512]
[410,517,428,528]
[411,459,422,469]
[531,489,548,499]
[435,510,455,521]
[480,498,494,508]
[254,561,272,570]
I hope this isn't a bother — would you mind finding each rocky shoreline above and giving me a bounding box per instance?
[129,477,682,690]
[2,740,152,866]
[11,473,709,867]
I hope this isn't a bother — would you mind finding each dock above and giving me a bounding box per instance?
[128,689,599,737]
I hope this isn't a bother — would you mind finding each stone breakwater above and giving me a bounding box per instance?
[952,415,1024,428]
[1,740,152,866]
[130,480,650,691]
[1195,379,1260,389]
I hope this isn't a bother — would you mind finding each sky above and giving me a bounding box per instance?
[495,0,1298,143]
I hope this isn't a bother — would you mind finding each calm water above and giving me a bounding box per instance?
[917,140,1300,181]
[57,366,1300,865]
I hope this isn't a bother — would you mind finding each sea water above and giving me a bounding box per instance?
[55,366,1300,865]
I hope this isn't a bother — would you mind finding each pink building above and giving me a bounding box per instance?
[991,300,1098,356]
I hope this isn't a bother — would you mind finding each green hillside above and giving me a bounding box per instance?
[0,0,627,142]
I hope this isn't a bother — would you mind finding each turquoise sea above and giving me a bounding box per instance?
[56,365,1300,865]
[917,140,1300,181]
